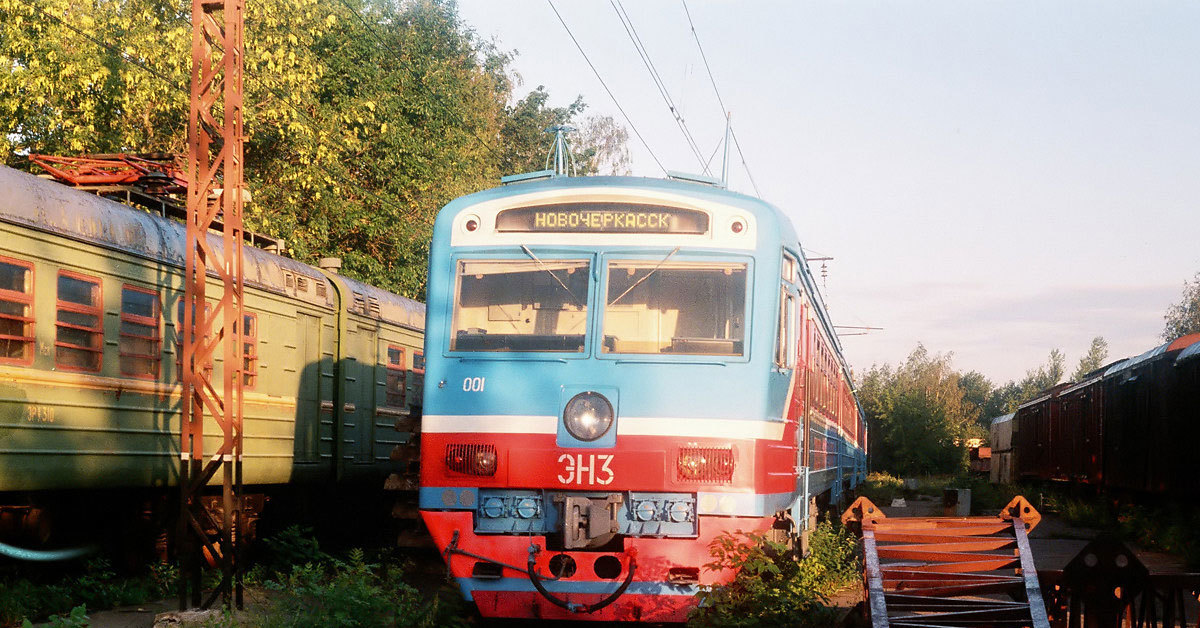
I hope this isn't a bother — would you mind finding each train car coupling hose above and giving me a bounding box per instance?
[440,531,561,581]
[0,541,97,562]
[526,545,637,614]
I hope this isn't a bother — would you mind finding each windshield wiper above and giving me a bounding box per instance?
[608,247,681,306]
[520,245,585,309]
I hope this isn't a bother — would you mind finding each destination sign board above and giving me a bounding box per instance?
[495,203,709,234]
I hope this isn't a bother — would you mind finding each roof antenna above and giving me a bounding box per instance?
[545,125,577,177]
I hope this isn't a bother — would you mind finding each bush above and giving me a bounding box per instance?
[856,472,904,505]
[22,605,88,628]
[690,519,860,627]
[0,558,173,627]
[255,549,468,628]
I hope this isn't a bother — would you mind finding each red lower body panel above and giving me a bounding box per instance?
[423,510,773,622]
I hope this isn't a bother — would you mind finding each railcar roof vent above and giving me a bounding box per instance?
[666,170,724,187]
[318,257,342,273]
[500,169,555,185]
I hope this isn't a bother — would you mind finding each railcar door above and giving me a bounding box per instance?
[294,313,322,464]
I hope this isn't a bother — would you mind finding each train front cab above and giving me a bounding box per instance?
[417,177,863,621]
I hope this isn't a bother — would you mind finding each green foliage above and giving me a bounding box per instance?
[0,0,629,299]
[984,348,1066,417]
[690,520,859,627]
[858,344,975,475]
[256,549,467,628]
[856,471,905,505]
[21,605,88,628]
[1071,336,1109,381]
[0,559,173,627]
[1163,272,1200,341]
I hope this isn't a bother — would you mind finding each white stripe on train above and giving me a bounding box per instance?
[423,414,788,440]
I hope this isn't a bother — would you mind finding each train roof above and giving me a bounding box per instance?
[0,165,423,328]
[989,413,1014,426]
[1103,334,1200,379]
[1177,339,1200,365]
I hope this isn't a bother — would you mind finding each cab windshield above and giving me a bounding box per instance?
[450,259,590,352]
[602,261,747,356]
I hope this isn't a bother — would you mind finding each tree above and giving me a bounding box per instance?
[957,370,993,429]
[1,0,629,298]
[984,348,1066,415]
[1163,272,1200,341]
[857,344,978,476]
[1071,336,1109,381]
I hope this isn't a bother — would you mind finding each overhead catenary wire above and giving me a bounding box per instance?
[609,0,709,174]
[680,0,761,197]
[547,0,667,176]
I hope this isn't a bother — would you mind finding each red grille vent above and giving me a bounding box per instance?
[677,447,735,483]
[445,443,497,476]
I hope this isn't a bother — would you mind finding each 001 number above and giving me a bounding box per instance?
[462,377,485,392]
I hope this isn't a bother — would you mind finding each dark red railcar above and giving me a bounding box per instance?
[1101,336,1199,493]
[1055,361,1117,484]
[1005,334,1200,496]
[1013,383,1071,481]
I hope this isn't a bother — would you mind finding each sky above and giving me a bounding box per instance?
[457,1,1200,384]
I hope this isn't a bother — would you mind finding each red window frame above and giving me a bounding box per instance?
[0,256,35,366]
[385,345,406,407]
[241,313,258,389]
[55,270,103,372]
[119,284,161,379]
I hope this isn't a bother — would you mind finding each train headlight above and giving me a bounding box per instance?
[563,392,614,442]
[474,449,497,475]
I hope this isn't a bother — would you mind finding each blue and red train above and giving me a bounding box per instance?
[417,172,867,621]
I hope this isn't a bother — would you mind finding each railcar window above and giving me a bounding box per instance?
[385,345,406,407]
[0,258,34,364]
[55,272,103,371]
[775,288,796,368]
[602,261,746,356]
[120,286,161,378]
[413,351,424,373]
[241,313,258,387]
[451,259,590,352]
[175,301,213,381]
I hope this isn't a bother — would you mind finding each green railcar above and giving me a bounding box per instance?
[0,165,423,552]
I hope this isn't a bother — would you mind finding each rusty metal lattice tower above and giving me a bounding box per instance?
[180,0,246,610]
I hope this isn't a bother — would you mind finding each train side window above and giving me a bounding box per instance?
[774,287,796,368]
[55,271,103,372]
[175,300,213,381]
[0,257,34,365]
[120,286,161,378]
[781,252,797,283]
[385,345,406,407]
[241,313,258,388]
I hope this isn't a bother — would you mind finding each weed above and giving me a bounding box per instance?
[253,548,469,628]
[690,519,860,627]
[21,605,88,628]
